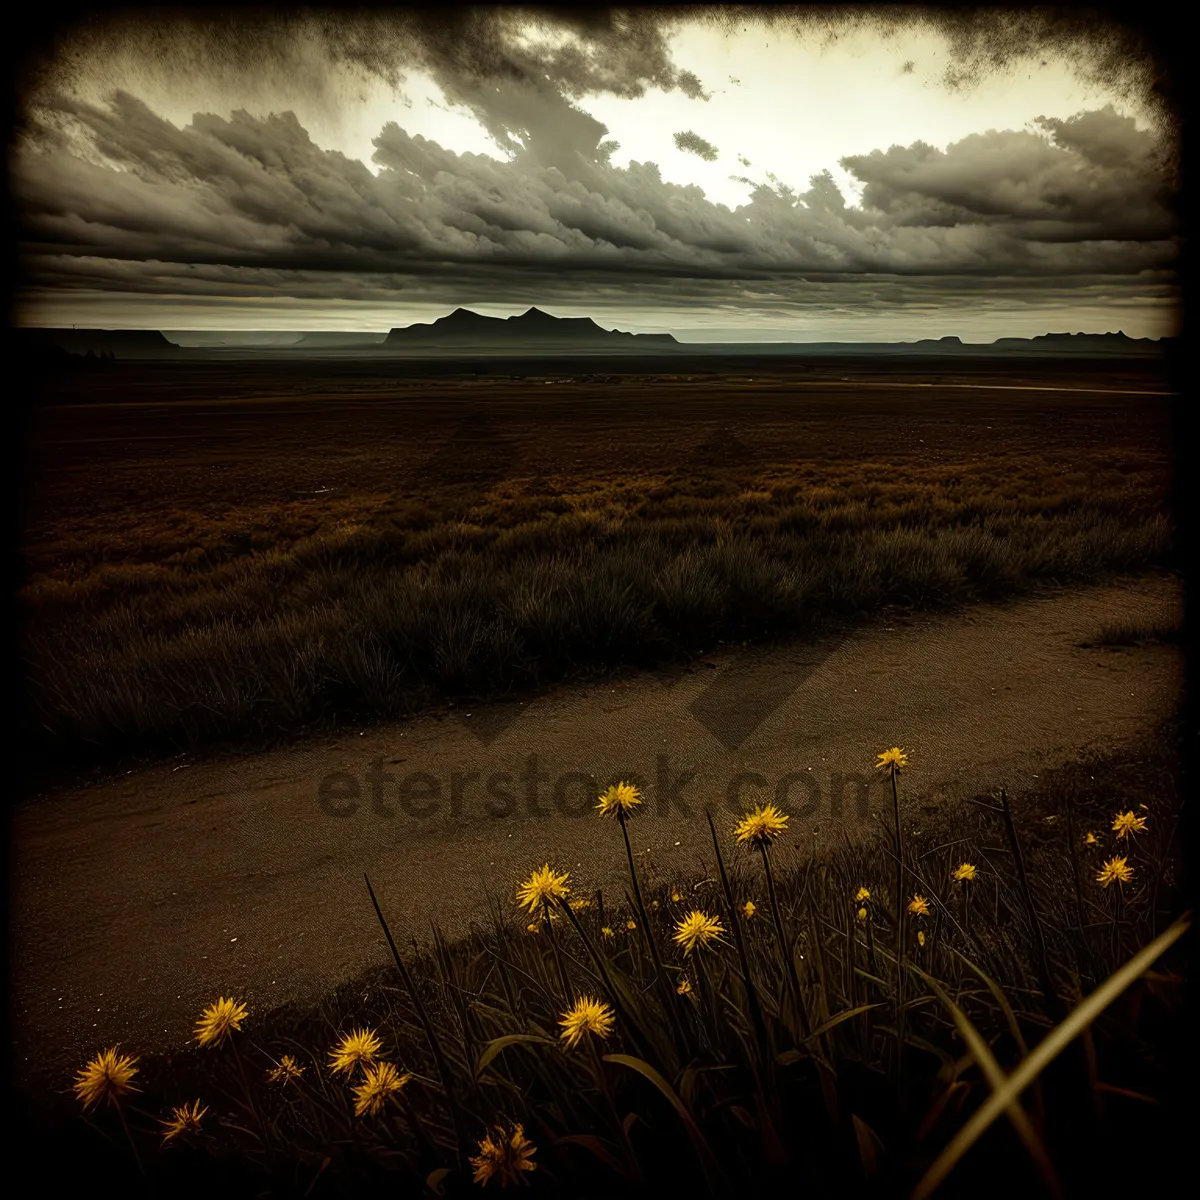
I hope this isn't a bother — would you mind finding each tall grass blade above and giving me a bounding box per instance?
[911,912,1190,1200]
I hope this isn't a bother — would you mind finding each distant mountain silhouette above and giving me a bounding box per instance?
[990,331,1159,353]
[384,307,679,350]
[14,320,1171,363]
[16,328,181,359]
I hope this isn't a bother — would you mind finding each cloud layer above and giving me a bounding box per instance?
[12,8,1179,328]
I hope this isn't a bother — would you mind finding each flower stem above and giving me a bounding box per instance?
[891,766,905,938]
[543,897,572,1001]
[759,840,807,1037]
[114,1099,147,1183]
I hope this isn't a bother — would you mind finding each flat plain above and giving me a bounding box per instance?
[18,355,1175,777]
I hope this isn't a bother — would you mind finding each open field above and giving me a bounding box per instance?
[18,357,1175,776]
[14,356,1187,1197]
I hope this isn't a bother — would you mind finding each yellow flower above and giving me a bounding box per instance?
[733,803,789,846]
[1096,856,1134,887]
[266,1055,305,1085]
[856,906,868,923]
[73,1047,140,1111]
[741,900,757,919]
[1112,811,1148,840]
[673,910,726,954]
[160,1100,207,1143]
[917,930,926,948]
[470,1122,538,1188]
[1084,831,1099,846]
[908,895,931,917]
[875,747,909,773]
[328,1027,383,1076]
[352,1061,410,1118]
[625,919,637,931]
[670,889,683,903]
[953,862,977,883]
[526,922,541,934]
[569,897,592,911]
[515,864,571,913]
[854,886,871,903]
[601,926,616,940]
[596,781,642,820]
[676,977,692,995]
[558,997,616,1049]
[195,997,248,1048]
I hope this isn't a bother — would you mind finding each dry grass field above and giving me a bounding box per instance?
[17,356,1175,773]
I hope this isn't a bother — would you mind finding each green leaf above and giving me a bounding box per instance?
[556,1134,626,1175]
[804,1002,882,1043]
[475,1034,555,1077]
[912,912,1190,1200]
[852,1114,884,1179]
[603,1054,731,1193]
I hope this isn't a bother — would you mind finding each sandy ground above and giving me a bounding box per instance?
[11,572,1182,1095]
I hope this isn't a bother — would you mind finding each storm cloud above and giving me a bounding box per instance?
[11,7,1180,331]
[14,92,1177,295]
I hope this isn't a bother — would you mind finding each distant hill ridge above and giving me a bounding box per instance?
[384,306,679,348]
[16,328,180,359]
[16,318,1172,360]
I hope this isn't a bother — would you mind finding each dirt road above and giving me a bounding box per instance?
[11,573,1182,1095]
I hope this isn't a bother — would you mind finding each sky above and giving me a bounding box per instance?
[11,7,1180,341]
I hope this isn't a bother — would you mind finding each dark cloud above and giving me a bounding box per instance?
[18,7,711,177]
[13,89,1178,318]
[674,130,720,161]
[12,8,1179,325]
[839,106,1174,244]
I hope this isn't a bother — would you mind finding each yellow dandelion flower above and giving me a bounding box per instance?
[470,1122,538,1188]
[515,864,571,913]
[1096,856,1134,887]
[625,919,637,931]
[856,906,868,923]
[733,803,789,846]
[596,781,642,820]
[526,922,541,934]
[953,862,977,883]
[741,900,757,919]
[855,886,871,903]
[673,910,726,954]
[558,997,616,1050]
[875,747,909,773]
[670,889,683,903]
[908,895,931,917]
[73,1047,141,1111]
[601,926,616,940]
[917,930,926,948]
[266,1055,305,1085]
[195,997,248,1048]
[352,1061,410,1118]
[328,1027,383,1076]
[676,977,693,995]
[1112,811,1148,840]
[1084,831,1099,846]
[160,1100,207,1143]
